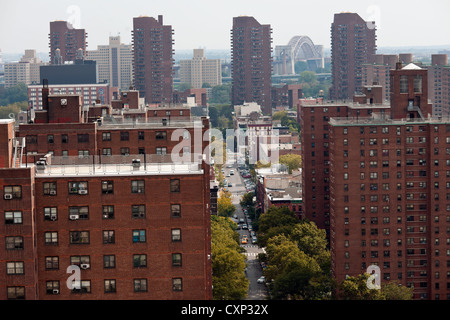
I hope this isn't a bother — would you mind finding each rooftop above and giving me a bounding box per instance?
[27,155,204,178]
[329,115,450,126]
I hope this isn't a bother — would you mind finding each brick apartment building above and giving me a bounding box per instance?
[328,62,450,300]
[231,16,272,115]
[132,15,174,105]
[329,12,377,100]
[49,20,87,65]
[0,87,213,299]
[300,86,390,235]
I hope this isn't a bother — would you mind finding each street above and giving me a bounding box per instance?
[223,162,268,300]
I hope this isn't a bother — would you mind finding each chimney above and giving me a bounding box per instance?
[42,79,49,111]
[158,15,163,24]
[395,62,403,70]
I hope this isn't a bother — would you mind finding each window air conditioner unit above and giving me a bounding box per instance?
[132,159,141,168]
[4,194,13,200]
[103,214,109,219]
[52,289,59,294]
[49,190,57,195]
[78,190,88,195]
[50,215,57,221]
[69,214,79,220]
[80,264,90,269]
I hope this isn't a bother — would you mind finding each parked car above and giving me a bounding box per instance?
[242,224,248,230]
[251,237,257,244]
[228,183,232,187]
[257,276,265,284]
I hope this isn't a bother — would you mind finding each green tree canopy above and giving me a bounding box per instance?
[211,216,249,299]
[278,154,302,174]
[217,190,236,217]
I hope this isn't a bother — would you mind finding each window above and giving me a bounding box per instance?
[138,131,145,141]
[132,230,146,243]
[61,134,68,143]
[68,181,88,195]
[47,135,54,144]
[102,132,111,141]
[7,287,25,300]
[131,180,145,193]
[44,232,58,245]
[5,211,22,224]
[43,182,57,195]
[71,280,91,294]
[104,280,116,293]
[102,181,114,194]
[134,279,147,292]
[170,179,180,192]
[156,147,167,155]
[133,254,147,268]
[102,148,112,156]
[102,206,114,219]
[104,255,115,268]
[69,207,89,220]
[4,185,21,199]
[44,207,57,221]
[6,261,24,275]
[414,75,422,93]
[78,150,89,158]
[46,281,60,295]
[172,253,182,266]
[5,236,23,250]
[120,131,129,141]
[173,278,182,292]
[156,131,166,140]
[69,231,89,244]
[172,229,181,242]
[45,256,59,270]
[171,204,181,218]
[132,205,145,218]
[400,75,408,93]
[103,230,115,244]
[69,256,90,269]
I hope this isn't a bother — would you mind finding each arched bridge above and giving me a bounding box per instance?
[274,35,323,75]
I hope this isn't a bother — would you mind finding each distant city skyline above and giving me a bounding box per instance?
[1,0,449,54]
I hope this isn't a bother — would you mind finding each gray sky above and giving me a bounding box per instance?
[1,0,449,54]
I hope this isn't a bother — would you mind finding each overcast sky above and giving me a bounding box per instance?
[1,0,449,54]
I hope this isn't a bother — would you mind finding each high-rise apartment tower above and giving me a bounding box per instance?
[231,16,272,115]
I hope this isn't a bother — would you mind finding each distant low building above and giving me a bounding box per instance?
[255,166,303,217]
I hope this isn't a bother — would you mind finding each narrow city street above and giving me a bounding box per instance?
[223,162,268,300]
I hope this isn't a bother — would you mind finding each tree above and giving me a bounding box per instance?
[211,216,249,299]
[290,220,330,271]
[381,281,413,300]
[278,154,302,174]
[217,190,235,217]
[210,84,231,104]
[299,71,317,84]
[337,273,385,300]
[257,206,297,247]
[265,234,334,300]
[240,192,254,208]
[0,83,28,106]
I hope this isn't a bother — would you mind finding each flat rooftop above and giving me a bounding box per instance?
[34,162,203,178]
[329,115,450,126]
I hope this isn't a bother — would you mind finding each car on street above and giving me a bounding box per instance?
[257,276,265,284]
[228,183,232,187]
[239,218,245,224]
[242,224,248,230]
[252,236,257,244]
[241,237,247,244]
